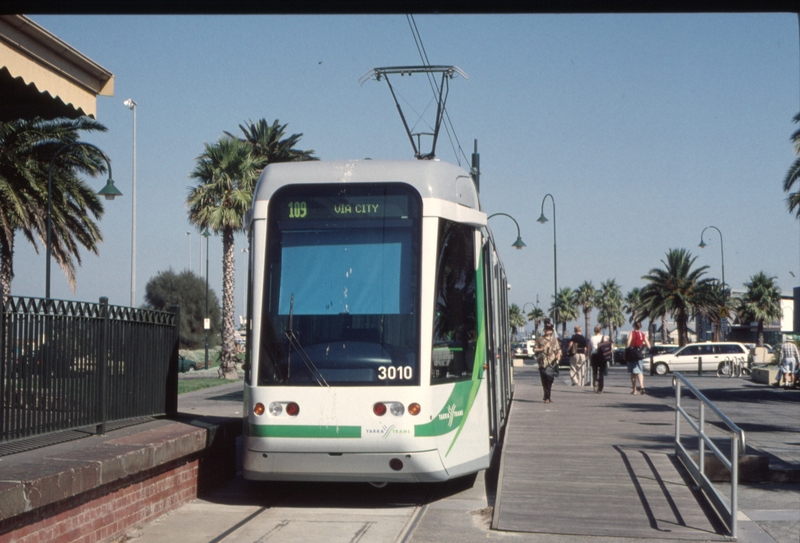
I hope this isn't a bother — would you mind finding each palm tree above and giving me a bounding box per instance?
[227,119,317,170]
[509,304,526,340]
[0,117,108,296]
[695,280,736,342]
[640,248,712,346]
[188,136,266,379]
[623,288,643,324]
[574,281,596,339]
[736,272,782,346]
[596,279,624,340]
[783,112,800,216]
[551,287,578,337]
[526,306,546,337]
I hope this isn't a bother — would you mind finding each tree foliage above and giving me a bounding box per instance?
[0,117,108,296]
[783,111,800,217]
[640,248,711,346]
[144,268,221,350]
[736,272,782,346]
[509,303,526,339]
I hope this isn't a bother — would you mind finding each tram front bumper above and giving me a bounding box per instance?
[242,449,448,483]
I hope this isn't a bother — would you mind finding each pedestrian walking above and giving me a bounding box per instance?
[625,321,650,395]
[535,323,560,403]
[567,325,588,386]
[589,325,611,393]
[777,336,798,388]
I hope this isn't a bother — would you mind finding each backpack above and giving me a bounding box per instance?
[597,337,613,362]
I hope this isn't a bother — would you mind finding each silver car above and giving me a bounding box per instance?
[649,342,750,375]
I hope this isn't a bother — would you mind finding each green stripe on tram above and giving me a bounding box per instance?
[249,424,361,438]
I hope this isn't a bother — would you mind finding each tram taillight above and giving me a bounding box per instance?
[265,401,299,417]
[374,402,409,417]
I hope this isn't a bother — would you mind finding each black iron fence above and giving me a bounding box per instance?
[1,296,179,455]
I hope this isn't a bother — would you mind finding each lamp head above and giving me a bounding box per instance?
[123,98,137,110]
[202,228,211,238]
[97,178,123,201]
[536,213,548,224]
[512,236,527,250]
[698,239,707,249]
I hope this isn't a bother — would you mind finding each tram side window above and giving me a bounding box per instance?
[431,220,477,384]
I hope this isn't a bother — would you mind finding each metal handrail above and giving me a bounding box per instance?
[672,372,745,540]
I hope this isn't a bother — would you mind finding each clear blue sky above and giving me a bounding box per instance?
[14,14,800,332]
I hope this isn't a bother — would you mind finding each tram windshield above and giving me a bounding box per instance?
[257,183,421,386]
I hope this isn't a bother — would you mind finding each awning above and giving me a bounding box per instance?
[0,14,114,121]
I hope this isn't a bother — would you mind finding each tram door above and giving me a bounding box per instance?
[482,242,500,446]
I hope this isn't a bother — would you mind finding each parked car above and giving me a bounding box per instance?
[178,356,198,373]
[648,342,750,375]
[614,344,678,365]
[649,344,679,356]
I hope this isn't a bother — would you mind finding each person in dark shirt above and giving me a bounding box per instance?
[567,325,588,386]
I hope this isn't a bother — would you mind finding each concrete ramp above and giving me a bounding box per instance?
[493,367,725,539]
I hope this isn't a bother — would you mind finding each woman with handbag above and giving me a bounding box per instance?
[535,323,561,403]
[625,321,650,395]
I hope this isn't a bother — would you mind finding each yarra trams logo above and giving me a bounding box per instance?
[438,404,464,428]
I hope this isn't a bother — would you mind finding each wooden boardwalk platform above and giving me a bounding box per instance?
[493,365,726,540]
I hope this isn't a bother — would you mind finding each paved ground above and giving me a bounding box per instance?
[135,363,799,543]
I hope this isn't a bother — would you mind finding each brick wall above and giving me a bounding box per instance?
[0,458,199,543]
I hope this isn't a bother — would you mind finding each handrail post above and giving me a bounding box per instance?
[731,433,739,540]
[674,377,681,448]
[698,403,705,476]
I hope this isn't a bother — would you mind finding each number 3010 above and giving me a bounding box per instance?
[378,366,413,380]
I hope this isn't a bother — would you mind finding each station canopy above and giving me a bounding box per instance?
[0,14,114,122]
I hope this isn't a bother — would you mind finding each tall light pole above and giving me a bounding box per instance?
[46,142,122,300]
[123,98,137,307]
[203,228,211,370]
[537,194,557,326]
[186,231,192,271]
[699,225,726,339]
[486,213,527,250]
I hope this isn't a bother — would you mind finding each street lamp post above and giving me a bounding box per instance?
[699,225,726,339]
[522,302,536,338]
[203,228,211,370]
[186,231,192,271]
[537,194,557,326]
[486,213,527,250]
[46,142,122,299]
[123,99,137,307]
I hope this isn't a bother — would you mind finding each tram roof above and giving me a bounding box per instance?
[254,159,481,211]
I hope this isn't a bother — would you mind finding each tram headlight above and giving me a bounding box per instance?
[268,402,282,416]
[389,402,405,417]
[408,403,421,416]
[254,402,266,416]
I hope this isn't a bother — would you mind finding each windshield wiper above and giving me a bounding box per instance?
[285,294,329,387]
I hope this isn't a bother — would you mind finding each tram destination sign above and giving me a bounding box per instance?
[278,194,412,221]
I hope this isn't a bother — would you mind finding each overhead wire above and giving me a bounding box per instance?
[406,14,470,166]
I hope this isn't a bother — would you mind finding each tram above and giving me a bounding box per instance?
[241,159,513,483]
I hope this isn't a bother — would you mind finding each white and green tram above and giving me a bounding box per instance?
[242,159,513,484]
